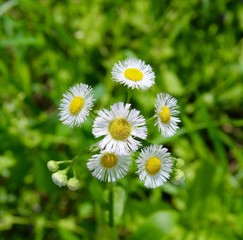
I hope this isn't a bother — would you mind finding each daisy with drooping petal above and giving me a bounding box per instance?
[87,151,131,182]
[59,83,94,127]
[92,102,147,154]
[154,93,180,137]
[136,145,173,189]
[111,58,155,90]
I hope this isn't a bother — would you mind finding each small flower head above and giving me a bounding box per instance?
[174,158,185,168]
[52,170,68,187]
[92,102,147,154]
[136,145,173,189]
[171,169,185,185]
[111,58,155,90]
[67,177,81,191]
[59,83,94,127]
[47,160,59,172]
[87,151,131,182]
[155,93,180,137]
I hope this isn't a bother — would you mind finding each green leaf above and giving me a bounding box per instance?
[58,229,80,240]
[0,155,16,174]
[131,210,179,240]
[113,186,126,225]
[161,69,185,96]
[16,63,31,95]
[58,218,85,240]
[0,0,18,17]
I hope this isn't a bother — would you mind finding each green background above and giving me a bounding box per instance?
[1,0,243,239]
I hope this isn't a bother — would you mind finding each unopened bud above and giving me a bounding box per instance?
[52,171,68,187]
[47,160,59,172]
[175,158,185,168]
[171,169,185,185]
[67,178,81,191]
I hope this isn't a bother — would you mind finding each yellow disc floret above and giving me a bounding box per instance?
[124,68,143,81]
[109,118,131,140]
[159,106,171,124]
[69,96,85,115]
[100,153,118,168]
[146,156,162,175]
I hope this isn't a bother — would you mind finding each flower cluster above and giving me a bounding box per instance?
[47,160,81,191]
[48,58,184,189]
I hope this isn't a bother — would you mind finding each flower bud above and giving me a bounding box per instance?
[171,169,185,185]
[51,171,68,187]
[47,160,59,172]
[67,178,81,191]
[175,158,185,168]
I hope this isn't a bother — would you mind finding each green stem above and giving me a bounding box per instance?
[126,89,132,103]
[90,112,97,120]
[71,143,98,164]
[61,166,70,174]
[109,182,114,228]
[57,160,72,164]
[146,115,156,123]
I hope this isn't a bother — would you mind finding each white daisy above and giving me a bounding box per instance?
[111,58,155,90]
[87,151,131,182]
[92,102,147,154]
[136,145,173,189]
[59,83,94,127]
[154,93,180,137]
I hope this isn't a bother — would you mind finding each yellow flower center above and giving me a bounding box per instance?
[100,153,118,168]
[109,118,131,140]
[146,156,162,175]
[69,96,85,115]
[124,68,143,81]
[159,106,171,124]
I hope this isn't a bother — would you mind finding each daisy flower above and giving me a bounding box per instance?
[87,151,131,182]
[136,145,173,189]
[154,93,180,137]
[111,58,155,90]
[92,102,147,154]
[59,83,94,127]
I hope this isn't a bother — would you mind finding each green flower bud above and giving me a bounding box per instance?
[171,169,185,185]
[51,171,68,187]
[47,160,59,172]
[175,158,185,168]
[67,178,81,191]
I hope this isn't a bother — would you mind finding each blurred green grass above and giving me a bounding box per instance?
[0,0,243,239]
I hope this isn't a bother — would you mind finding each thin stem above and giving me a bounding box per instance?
[90,112,97,120]
[126,89,132,103]
[109,182,114,228]
[57,160,72,164]
[146,115,156,123]
[71,143,98,164]
[62,166,70,174]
